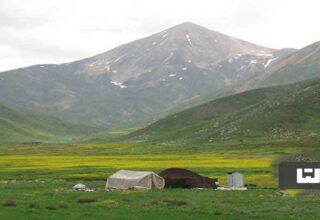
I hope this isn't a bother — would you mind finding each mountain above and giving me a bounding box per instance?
[239,41,320,91]
[0,22,294,129]
[125,78,320,144]
[0,104,97,143]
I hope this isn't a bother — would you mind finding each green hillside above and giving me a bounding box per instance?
[126,78,320,144]
[0,104,98,143]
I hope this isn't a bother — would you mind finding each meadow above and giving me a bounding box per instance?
[1,138,320,219]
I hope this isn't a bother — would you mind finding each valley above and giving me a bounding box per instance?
[1,21,320,220]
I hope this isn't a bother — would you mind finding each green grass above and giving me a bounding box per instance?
[0,142,276,187]
[0,137,319,219]
[1,181,320,220]
[1,138,318,184]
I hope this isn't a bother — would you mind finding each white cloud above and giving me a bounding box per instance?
[0,0,320,71]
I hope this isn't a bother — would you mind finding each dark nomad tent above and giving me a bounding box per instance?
[159,168,218,189]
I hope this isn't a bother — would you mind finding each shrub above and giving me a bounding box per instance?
[45,205,58,210]
[59,204,69,209]
[28,203,41,209]
[122,198,132,203]
[2,200,17,207]
[78,197,97,204]
[163,200,188,207]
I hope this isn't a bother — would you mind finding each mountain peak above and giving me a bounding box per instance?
[173,21,201,28]
[169,21,212,32]
[85,21,276,82]
[0,21,299,130]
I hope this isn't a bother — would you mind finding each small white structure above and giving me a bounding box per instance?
[106,170,165,190]
[227,172,244,188]
[73,183,86,191]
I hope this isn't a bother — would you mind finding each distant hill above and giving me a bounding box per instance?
[0,104,97,143]
[126,78,320,144]
[0,22,294,129]
[239,42,320,91]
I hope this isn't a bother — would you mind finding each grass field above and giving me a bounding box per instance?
[0,138,319,219]
[1,181,320,220]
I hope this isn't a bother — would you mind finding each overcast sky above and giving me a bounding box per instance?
[1,0,320,71]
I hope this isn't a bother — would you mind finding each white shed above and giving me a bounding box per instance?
[106,170,165,190]
[227,172,244,188]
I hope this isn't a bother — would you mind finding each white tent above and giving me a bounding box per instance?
[73,183,86,190]
[106,170,165,190]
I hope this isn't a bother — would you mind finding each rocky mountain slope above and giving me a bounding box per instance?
[0,22,294,129]
[239,41,320,91]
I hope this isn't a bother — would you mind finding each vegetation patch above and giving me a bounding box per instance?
[58,204,69,209]
[45,205,58,210]
[78,197,97,204]
[162,199,188,207]
[98,199,118,206]
[1,199,17,207]
[28,203,41,209]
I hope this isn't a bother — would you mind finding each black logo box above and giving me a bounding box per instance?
[279,162,320,189]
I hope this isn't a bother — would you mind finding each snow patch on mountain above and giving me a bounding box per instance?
[111,81,127,88]
[185,34,193,46]
[113,54,126,63]
[163,52,174,63]
[161,33,168,38]
[157,30,167,36]
[264,57,278,68]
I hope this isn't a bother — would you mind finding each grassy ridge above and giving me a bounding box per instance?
[126,79,320,144]
[0,104,98,143]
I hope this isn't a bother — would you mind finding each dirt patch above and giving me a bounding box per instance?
[270,128,304,137]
